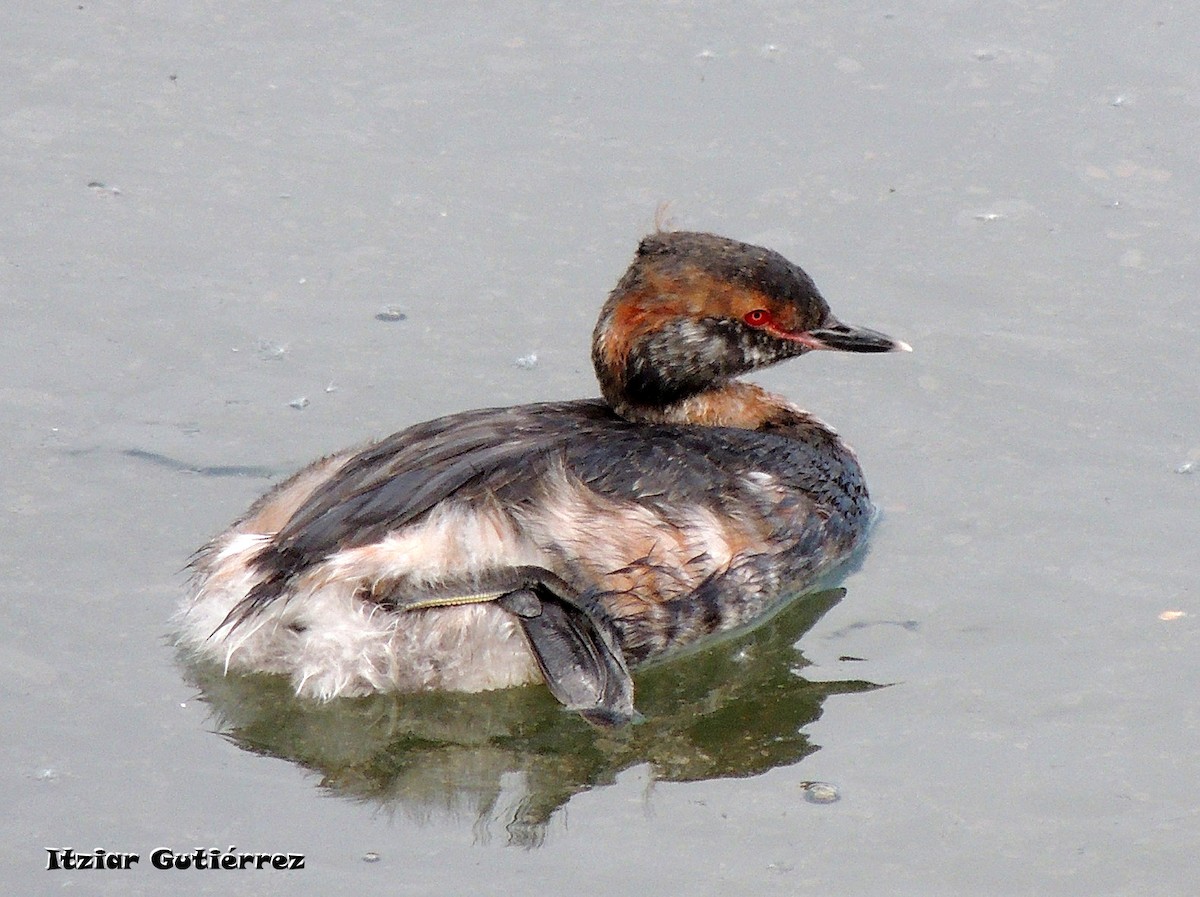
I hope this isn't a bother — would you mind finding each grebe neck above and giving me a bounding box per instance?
[604,381,806,431]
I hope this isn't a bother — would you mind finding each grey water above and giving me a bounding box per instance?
[3,3,1197,895]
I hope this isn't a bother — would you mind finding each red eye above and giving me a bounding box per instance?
[743,309,771,327]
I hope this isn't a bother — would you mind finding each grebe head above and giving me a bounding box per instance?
[592,231,910,422]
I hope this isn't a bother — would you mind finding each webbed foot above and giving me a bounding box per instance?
[385,566,635,725]
[498,587,634,726]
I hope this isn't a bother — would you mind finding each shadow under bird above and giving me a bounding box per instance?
[177,231,909,725]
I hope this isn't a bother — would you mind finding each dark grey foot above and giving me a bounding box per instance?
[497,586,634,727]
[382,566,635,725]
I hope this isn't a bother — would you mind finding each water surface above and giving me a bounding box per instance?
[3,3,1196,895]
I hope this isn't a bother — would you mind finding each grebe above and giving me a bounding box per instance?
[178,231,909,725]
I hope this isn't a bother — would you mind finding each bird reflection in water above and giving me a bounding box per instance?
[183,587,879,846]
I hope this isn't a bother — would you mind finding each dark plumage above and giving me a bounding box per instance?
[178,231,908,724]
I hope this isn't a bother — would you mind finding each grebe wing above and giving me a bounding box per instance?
[275,405,557,538]
[283,400,614,543]
[246,401,616,601]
